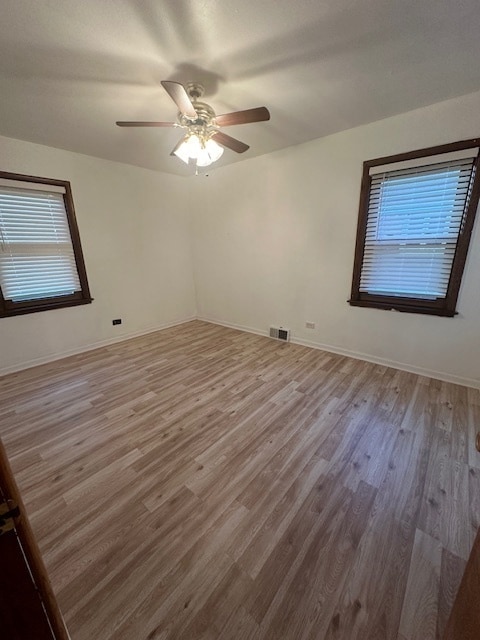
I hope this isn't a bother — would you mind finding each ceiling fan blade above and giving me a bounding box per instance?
[215,107,270,127]
[211,131,250,153]
[161,81,197,118]
[116,121,176,127]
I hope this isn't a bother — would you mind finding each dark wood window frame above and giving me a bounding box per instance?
[349,138,480,317]
[0,171,92,318]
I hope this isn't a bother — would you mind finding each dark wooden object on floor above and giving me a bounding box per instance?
[443,527,480,640]
[0,439,70,640]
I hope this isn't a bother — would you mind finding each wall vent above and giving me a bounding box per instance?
[269,326,290,342]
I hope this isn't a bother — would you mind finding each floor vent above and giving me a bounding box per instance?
[269,326,291,342]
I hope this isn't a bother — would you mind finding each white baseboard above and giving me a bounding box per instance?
[197,315,480,390]
[196,316,271,339]
[3,314,479,390]
[0,316,197,377]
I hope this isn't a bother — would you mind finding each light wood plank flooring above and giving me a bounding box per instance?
[0,320,479,639]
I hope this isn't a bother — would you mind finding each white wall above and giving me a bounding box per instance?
[0,135,196,374]
[2,91,480,386]
[191,90,480,388]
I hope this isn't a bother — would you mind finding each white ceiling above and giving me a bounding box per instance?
[1,0,480,177]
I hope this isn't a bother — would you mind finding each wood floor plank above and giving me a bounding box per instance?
[399,528,442,640]
[322,480,418,639]
[217,606,259,640]
[261,480,377,640]
[233,452,329,575]
[436,548,467,639]
[0,320,478,639]
[175,563,253,640]
[246,477,353,622]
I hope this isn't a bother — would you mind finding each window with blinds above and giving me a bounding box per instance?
[350,140,480,316]
[0,172,91,317]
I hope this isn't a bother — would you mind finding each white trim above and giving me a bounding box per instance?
[0,178,66,193]
[197,316,480,390]
[369,148,479,175]
[291,336,480,390]
[0,317,196,376]
[3,314,479,390]
[196,316,271,338]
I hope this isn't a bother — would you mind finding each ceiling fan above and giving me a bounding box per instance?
[116,81,270,168]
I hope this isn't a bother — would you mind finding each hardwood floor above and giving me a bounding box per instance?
[0,320,479,640]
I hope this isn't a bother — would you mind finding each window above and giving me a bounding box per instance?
[349,139,480,316]
[0,171,92,317]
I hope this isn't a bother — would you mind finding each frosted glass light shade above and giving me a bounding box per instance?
[173,134,224,167]
[205,138,224,162]
[173,140,191,164]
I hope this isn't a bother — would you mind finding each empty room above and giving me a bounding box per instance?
[0,1,479,639]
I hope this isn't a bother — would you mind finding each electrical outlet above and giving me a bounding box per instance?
[112,319,122,326]
[305,321,315,329]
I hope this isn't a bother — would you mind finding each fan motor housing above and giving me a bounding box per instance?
[178,102,216,129]
[186,82,205,100]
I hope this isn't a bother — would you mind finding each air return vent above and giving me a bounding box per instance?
[269,326,290,342]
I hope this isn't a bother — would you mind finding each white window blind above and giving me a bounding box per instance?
[0,184,81,302]
[359,157,476,300]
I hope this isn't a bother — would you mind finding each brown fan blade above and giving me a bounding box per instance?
[211,131,249,153]
[161,81,197,118]
[215,107,270,127]
[116,121,176,127]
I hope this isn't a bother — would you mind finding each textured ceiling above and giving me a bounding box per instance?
[1,0,480,176]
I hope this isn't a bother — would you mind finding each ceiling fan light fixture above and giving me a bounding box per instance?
[118,81,269,170]
[173,133,202,164]
[205,137,224,162]
[173,138,192,164]
[174,133,224,167]
[196,138,224,167]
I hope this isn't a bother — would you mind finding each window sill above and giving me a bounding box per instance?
[0,297,93,318]
[348,298,456,317]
